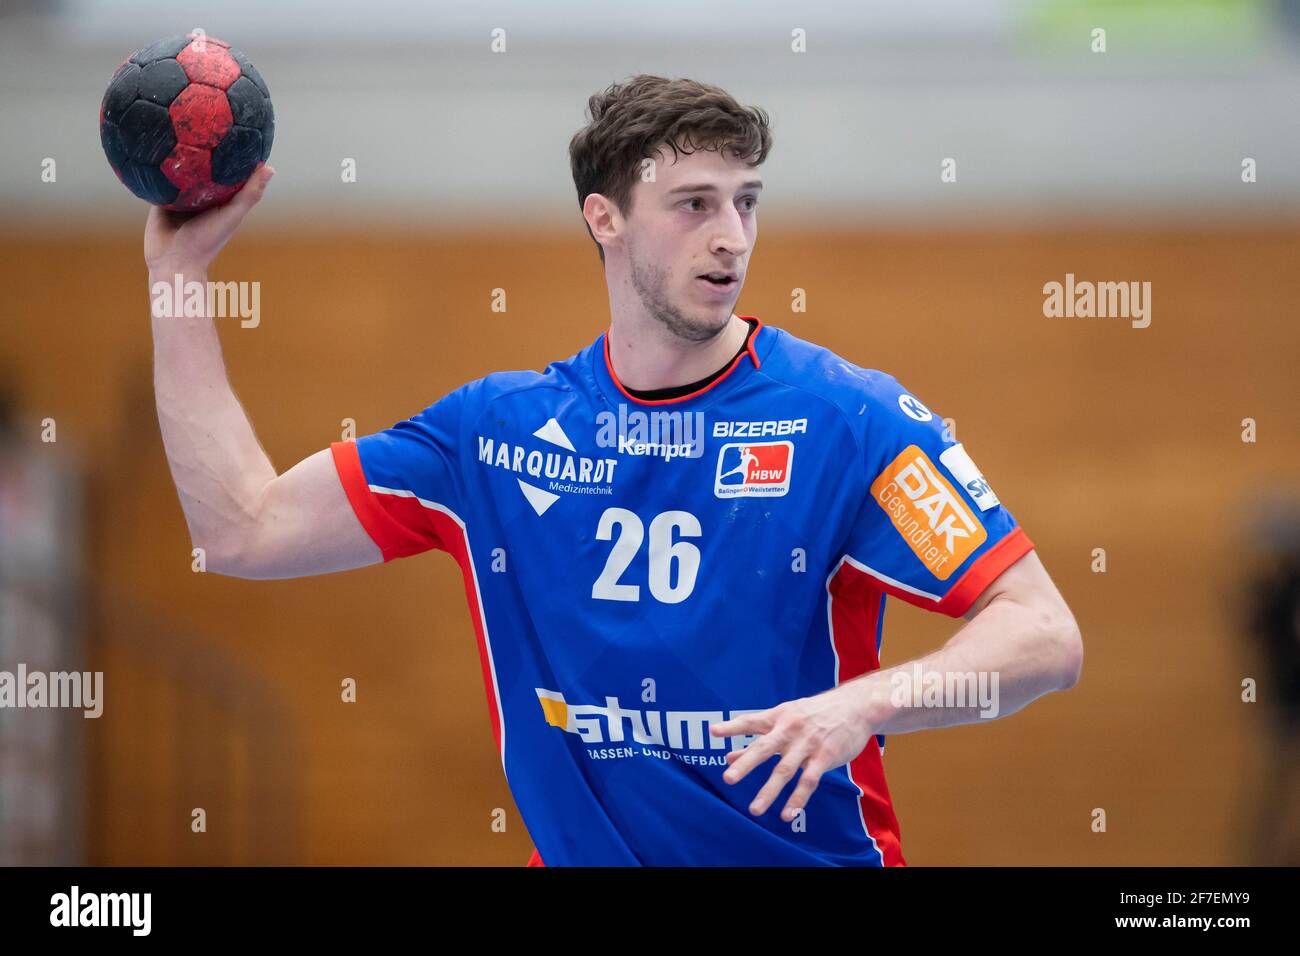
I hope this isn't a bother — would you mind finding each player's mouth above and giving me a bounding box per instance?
[697,271,739,296]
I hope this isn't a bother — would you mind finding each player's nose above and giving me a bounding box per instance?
[709,206,750,259]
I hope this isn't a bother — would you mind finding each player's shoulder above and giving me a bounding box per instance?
[452,339,594,413]
[759,323,932,435]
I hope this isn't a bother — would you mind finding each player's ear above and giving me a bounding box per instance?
[583,193,621,247]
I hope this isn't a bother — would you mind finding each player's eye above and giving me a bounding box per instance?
[739,196,759,211]
[682,197,706,211]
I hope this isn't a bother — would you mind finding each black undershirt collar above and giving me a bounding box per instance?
[622,318,759,401]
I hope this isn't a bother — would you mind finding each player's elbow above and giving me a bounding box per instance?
[199,533,262,579]
[196,485,278,579]
[1051,610,1084,691]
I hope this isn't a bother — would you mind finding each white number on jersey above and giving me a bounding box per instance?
[592,508,701,604]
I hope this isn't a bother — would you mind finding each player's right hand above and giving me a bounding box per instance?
[144,163,275,275]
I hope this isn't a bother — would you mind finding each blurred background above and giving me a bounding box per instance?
[1,0,1298,865]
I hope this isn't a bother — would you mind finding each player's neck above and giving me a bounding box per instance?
[606,312,750,392]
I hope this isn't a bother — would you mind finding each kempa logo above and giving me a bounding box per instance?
[898,394,932,422]
[1042,272,1151,328]
[536,688,763,766]
[150,273,260,328]
[477,417,617,517]
[595,405,706,460]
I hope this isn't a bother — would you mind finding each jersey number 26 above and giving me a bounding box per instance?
[591,507,701,605]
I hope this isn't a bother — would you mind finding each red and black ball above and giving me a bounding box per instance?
[100,33,274,212]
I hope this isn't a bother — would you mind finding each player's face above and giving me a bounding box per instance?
[623,142,761,342]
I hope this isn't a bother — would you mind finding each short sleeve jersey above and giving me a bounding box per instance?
[330,316,1034,866]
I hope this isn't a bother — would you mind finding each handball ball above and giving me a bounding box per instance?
[100,32,274,212]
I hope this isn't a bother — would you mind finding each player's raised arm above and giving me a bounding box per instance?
[146,164,382,580]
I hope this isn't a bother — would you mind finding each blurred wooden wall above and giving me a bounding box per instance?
[1,222,1297,865]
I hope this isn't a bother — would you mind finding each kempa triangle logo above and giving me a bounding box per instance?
[476,416,618,517]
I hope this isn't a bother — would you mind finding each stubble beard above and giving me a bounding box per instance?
[628,240,730,345]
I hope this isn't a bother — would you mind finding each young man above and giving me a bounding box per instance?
[146,75,1082,866]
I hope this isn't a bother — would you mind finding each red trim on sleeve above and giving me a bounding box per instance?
[526,848,544,867]
[329,440,445,561]
[860,527,1035,619]
[938,527,1035,618]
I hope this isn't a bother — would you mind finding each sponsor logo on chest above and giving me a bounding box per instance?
[595,406,706,461]
[477,417,618,516]
[712,417,808,438]
[714,440,794,497]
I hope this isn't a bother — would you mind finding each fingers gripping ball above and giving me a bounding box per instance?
[100,33,275,212]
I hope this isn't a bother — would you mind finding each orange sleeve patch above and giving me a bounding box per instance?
[870,445,986,581]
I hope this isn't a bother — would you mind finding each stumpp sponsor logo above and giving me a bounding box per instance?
[537,688,764,766]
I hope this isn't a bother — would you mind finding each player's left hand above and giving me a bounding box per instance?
[709,684,876,822]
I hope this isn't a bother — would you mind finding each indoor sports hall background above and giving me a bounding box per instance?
[1,0,1298,865]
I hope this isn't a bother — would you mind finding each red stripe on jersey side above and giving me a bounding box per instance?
[828,562,907,867]
[526,848,544,867]
[863,527,1035,618]
[423,508,505,759]
[602,315,764,406]
[329,440,449,560]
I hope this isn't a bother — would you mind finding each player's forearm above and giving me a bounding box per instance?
[847,597,1081,735]
[150,264,277,571]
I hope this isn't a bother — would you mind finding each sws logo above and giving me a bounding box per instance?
[871,445,985,579]
[939,444,1000,513]
[714,441,793,498]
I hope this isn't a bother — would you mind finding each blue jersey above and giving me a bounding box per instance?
[330,316,1033,866]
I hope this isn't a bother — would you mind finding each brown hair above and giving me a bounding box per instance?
[569,75,772,263]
